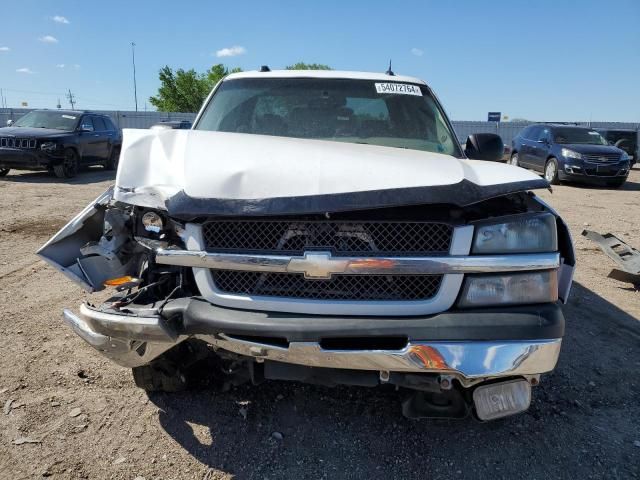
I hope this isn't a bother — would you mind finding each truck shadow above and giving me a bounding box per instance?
[148,281,640,479]
[0,167,114,185]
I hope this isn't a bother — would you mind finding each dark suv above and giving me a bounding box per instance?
[510,124,630,187]
[0,109,122,178]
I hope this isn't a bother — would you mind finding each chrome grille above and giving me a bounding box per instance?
[202,220,453,257]
[0,137,37,149]
[211,270,443,301]
[583,153,621,163]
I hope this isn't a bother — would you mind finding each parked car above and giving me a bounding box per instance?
[150,120,192,130]
[595,128,637,168]
[0,110,122,178]
[38,70,575,421]
[510,124,630,187]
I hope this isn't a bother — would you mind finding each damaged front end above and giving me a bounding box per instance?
[38,182,574,421]
[37,187,191,367]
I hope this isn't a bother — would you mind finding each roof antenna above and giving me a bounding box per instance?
[385,59,395,76]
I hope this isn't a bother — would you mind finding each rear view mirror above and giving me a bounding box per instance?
[464,133,504,162]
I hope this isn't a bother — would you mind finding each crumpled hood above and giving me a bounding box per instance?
[115,129,547,215]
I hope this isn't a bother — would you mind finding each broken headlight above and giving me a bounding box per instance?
[141,211,164,233]
[472,213,557,254]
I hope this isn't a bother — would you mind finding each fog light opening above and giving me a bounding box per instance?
[473,379,531,421]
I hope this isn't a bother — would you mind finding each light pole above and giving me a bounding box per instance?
[131,42,138,112]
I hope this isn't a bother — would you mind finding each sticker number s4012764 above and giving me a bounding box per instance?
[375,83,422,96]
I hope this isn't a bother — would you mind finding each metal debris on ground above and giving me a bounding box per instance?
[582,230,640,288]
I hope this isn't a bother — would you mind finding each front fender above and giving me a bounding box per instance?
[532,195,575,303]
[36,186,134,292]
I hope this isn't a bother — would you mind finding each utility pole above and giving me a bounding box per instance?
[66,89,76,109]
[131,42,138,112]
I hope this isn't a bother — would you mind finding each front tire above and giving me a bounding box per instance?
[132,361,188,392]
[0,168,9,177]
[544,157,560,185]
[510,153,519,167]
[53,149,79,179]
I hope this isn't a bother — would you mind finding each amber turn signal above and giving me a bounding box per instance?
[103,276,138,287]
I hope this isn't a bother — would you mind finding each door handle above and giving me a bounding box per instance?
[93,134,100,137]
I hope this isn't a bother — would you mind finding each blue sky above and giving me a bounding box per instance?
[1,0,638,121]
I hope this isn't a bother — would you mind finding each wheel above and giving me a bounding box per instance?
[0,168,9,177]
[131,341,215,392]
[53,149,79,179]
[510,152,519,167]
[104,146,120,171]
[132,360,188,392]
[544,158,560,185]
[606,178,626,189]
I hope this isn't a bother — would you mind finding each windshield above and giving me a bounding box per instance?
[195,78,461,156]
[553,128,608,145]
[13,111,79,131]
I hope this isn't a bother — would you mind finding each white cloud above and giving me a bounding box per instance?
[52,15,70,24]
[39,35,58,44]
[215,45,246,58]
[411,48,424,57]
[0,46,9,52]
[73,64,81,70]
[16,67,35,74]
[56,64,65,68]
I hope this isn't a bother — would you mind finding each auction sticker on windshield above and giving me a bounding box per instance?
[375,83,422,96]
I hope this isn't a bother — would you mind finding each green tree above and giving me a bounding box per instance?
[204,64,243,91]
[149,64,241,112]
[285,62,332,70]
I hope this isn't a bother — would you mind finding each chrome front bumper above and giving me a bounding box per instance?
[63,304,562,382]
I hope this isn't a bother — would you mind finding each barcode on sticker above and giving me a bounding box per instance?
[375,83,422,96]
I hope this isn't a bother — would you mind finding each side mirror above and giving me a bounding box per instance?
[6,119,14,127]
[464,133,504,162]
[79,124,94,133]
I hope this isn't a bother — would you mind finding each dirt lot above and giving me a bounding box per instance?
[0,166,639,480]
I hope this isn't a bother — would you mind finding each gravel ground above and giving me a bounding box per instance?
[0,166,639,480]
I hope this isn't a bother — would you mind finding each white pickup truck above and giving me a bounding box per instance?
[38,70,575,421]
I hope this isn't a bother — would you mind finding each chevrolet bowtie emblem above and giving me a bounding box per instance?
[287,252,349,279]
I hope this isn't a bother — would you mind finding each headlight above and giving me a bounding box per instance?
[472,214,557,254]
[561,148,582,160]
[40,141,59,152]
[458,271,558,308]
[620,152,630,162]
[141,211,164,233]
